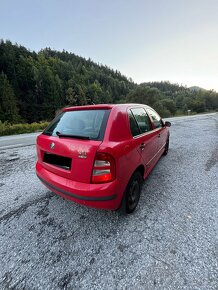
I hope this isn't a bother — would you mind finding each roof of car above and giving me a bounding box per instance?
[63,103,152,111]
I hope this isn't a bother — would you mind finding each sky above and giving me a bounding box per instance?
[1,0,218,91]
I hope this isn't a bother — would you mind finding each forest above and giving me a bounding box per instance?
[0,40,218,124]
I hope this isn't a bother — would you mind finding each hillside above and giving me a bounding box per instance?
[0,40,135,123]
[0,40,218,123]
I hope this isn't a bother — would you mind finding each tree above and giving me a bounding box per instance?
[66,79,87,106]
[0,72,20,123]
[159,99,176,115]
[204,90,218,110]
[153,101,171,117]
[66,87,77,105]
[127,85,163,107]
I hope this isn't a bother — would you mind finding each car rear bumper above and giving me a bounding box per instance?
[36,162,122,210]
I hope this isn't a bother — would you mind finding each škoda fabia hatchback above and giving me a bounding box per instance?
[36,104,171,213]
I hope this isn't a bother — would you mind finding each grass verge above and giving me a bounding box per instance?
[0,121,49,136]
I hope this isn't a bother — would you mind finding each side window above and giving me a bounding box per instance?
[146,108,162,129]
[128,111,140,137]
[130,108,152,135]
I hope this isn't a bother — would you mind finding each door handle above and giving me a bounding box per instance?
[157,134,161,138]
[139,143,145,150]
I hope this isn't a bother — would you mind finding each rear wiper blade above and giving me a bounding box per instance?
[56,131,90,140]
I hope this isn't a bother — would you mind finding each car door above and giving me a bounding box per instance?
[129,107,157,168]
[146,108,167,153]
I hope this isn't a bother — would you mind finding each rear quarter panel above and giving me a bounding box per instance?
[100,106,144,196]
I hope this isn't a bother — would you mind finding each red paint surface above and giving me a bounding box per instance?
[36,104,170,210]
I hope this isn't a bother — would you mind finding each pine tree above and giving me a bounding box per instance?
[0,72,20,123]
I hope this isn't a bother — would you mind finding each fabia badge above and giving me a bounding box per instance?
[50,142,55,150]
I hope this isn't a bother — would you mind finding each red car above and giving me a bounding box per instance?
[36,104,171,213]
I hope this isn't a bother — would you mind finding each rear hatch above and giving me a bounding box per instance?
[37,109,110,183]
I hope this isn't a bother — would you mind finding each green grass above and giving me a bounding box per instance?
[0,121,49,136]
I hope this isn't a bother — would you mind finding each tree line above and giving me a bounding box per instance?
[0,40,217,123]
[126,82,218,117]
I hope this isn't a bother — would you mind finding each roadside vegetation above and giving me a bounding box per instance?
[0,39,218,134]
[0,121,48,136]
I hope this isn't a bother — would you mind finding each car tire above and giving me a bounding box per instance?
[121,171,143,214]
[163,137,169,155]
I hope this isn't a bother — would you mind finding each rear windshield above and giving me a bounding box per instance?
[43,109,110,141]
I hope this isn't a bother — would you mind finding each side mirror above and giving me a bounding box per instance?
[165,121,171,127]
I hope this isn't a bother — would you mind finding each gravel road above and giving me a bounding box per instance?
[0,114,218,290]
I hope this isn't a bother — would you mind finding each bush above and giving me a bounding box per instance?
[0,121,49,136]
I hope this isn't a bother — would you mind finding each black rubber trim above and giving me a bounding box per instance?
[37,175,116,201]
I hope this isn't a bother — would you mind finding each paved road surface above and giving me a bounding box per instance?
[0,113,217,289]
[0,132,40,150]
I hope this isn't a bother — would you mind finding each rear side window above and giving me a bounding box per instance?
[146,108,162,129]
[43,109,110,141]
[129,108,152,136]
[128,111,141,136]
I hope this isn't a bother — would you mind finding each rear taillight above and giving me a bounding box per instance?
[91,153,116,183]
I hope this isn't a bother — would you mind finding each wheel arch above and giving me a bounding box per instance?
[134,164,145,179]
